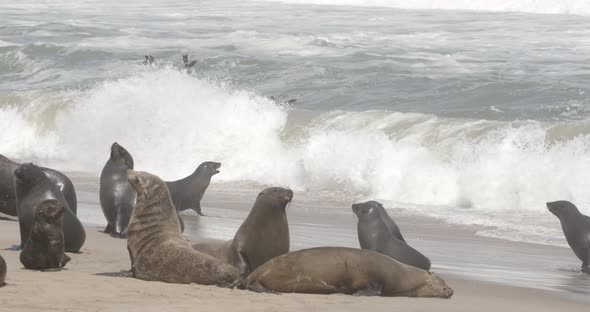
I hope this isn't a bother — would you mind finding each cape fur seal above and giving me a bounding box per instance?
[547,201,590,274]
[99,142,136,238]
[166,161,221,216]
[353,201,431,271]
[20,199,71,270]
[0,255,6,286]
[0,154,77,217]
[240,247,453,298]
[126,169,238,285]
[15,163,85,252]
[227,187,292,277]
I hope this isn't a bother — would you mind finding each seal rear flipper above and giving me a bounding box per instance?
[353,282,383,296]
[247,281,281,295]
[42,268,63,272]
[62,254,71,267]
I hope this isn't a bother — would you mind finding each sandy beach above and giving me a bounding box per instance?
[1,174,589,311]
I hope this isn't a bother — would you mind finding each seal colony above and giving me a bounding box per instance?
[1,141,589,301]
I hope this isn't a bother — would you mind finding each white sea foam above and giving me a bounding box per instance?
[2,68,590,246]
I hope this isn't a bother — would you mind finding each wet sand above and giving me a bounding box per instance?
[0,175,589,311]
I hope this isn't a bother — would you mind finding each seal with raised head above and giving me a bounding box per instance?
[240,247,453,298]
[0,154,77,217]
[353,201,431,271]
[20,199,71,270]
[166,161,221,216]
[99,142,136,238]
[0,255,6,287]
[126,169,238,285]
[227,187,292,277]
[15,163,85,252]
[547,200,590,274]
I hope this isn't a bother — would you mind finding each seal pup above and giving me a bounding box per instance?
[0,255,6,286]
[15,163,85,252]
[353,201,431,271]
[126,169,238,285]
[227,187,293,277]
[166,161,221,216]
[240,247,453,298]
[0,154,77,216]
[547,201,590,274]
[99,142,136,238]
[20,199,70,270]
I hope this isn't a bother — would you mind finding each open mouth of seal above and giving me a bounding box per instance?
[213,163,221,175]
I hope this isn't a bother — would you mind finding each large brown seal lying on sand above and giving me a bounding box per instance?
[0,154,77,217]
[240,247,453,298]
[20,199,70,270]
[15,163,85,252]
[126,169,238,285]
[353,201,431,270]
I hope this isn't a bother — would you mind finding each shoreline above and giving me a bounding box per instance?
[1,173,589,309]
[1,221,588,311]
[69,173,590,303]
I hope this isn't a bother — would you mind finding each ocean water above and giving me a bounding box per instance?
[2,0,590,247]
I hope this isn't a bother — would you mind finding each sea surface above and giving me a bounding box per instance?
[2,0,590,247]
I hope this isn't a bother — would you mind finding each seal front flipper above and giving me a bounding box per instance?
[353,282,383,296]
[192,203,204,216]
[104,223,113,234]
[582,248,589,274]
[247,281,281,294]
[237,251,251,278]
[62,253,71,267]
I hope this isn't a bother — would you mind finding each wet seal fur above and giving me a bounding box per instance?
[547,201,590,274]
[126,169,238,285]
[240,247,453,298]
[99,142,136,238]
[227,187,292,277]
[353,201,431,271]
[15,163,85,252]
[20,199,70,270]
[166,161,221,216]
[0,255,6,286]
[0,154,77,217]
